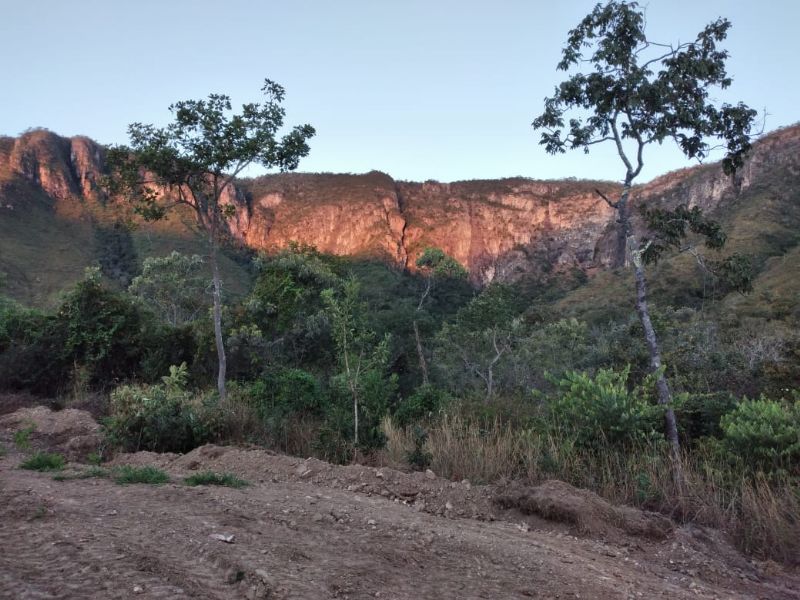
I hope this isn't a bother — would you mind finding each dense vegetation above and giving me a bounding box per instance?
[0,1,798,567]
[1,235,798,560]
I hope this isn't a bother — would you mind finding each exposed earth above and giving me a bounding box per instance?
[1,404,798,600]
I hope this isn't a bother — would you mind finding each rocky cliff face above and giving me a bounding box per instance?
[2,125,799,284]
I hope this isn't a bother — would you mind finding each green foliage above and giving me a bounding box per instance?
[105,371,220,453]
[322,278,396,449]
[415,247,468,281]
[20,452,66,472]
[394,385,451,426]
[713,253,755,294]
[58,272,147,386]
[545,367,662,450]
[433,287,524,400]
[13,423,35,450]
[532,0,756,175]
[129,252,208,326]
[112,465,170,485]
[237,368,324,440]
[672,391,738,441]
[184,471,248,488]
[106,80,315,224]
[406,425,432,470]
[721,395,800,474]
[641,204,727,265]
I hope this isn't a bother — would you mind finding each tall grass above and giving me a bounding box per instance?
[383,412,800,564]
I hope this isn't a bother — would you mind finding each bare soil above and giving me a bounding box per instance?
[1,406,798,599]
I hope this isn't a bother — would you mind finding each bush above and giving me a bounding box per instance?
[20,452,66,472]
[104,364,220,453]
[393,385,451,426]
[673,391,738,441]
[545,367,662,451]
[720,395,800,474]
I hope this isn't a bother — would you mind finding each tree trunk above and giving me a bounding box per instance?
[615,175,682,487]
[209,237,227,402]
[630,251,681,456]
[413,319,429,386]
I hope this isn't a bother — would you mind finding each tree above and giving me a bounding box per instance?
[434,284,521,401]
[532,1,756,468]
[413,248,467,385]
[107,80,315,401]
[322,278,392,447]
[128,251,208,327]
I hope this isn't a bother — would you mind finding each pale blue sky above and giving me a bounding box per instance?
[1,1,796,183]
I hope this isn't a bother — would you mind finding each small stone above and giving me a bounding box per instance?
[312,512,324,522]
[425,469,436,480]
[445,502,453,511]
[210,533,235,543]
[133,585,144,594]
[367,519,376,526]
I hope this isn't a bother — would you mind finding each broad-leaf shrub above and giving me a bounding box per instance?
[105,364,220,453]
[393,384,451,426]
[721,395,800,474]
[546,367,662,450]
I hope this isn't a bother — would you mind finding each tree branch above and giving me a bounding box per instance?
[594,188,618,209]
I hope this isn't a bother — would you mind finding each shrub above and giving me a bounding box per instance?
[673,391,738,441]
[112,465,169,485]
[545,367,662,451]
[20,452,66,472]
[393,385,451,426]
[104,364,220,453]
[184,471,248,488]
[720,395,800,474]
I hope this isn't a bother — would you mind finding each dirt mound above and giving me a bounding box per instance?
[113,443,499,521]
[495,479,674,540]
[0,405,101,459]
[4,444,798,599]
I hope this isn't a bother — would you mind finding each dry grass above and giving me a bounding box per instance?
[385,410,800,565]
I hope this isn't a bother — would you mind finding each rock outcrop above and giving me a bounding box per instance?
[2,124,799,284]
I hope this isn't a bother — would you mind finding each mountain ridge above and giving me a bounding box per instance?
[1,124,799,302]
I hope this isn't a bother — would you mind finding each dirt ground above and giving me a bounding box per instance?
[1,406,798,600]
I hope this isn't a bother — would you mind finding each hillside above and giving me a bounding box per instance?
[1,125,799,322]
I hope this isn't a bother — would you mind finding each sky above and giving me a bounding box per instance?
[1,1,797,183]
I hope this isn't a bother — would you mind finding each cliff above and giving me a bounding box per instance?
[1,124,799,292]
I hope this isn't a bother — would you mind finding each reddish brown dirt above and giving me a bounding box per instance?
[1,407,798,599]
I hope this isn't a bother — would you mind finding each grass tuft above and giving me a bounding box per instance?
[183,471,248,489]
[20,452,66,472]
[112,465,169,485]
[14,424,35,450]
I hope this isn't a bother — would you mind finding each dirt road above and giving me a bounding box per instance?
[1,408,798,599]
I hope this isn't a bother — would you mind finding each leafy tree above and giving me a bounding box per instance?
[413,247,468,385]
[107,80,315,401]
[322,278,393,447]
[434,285,522,401]
[58,267,146,387]
[532,1,756,465]
[129,251,209,326]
